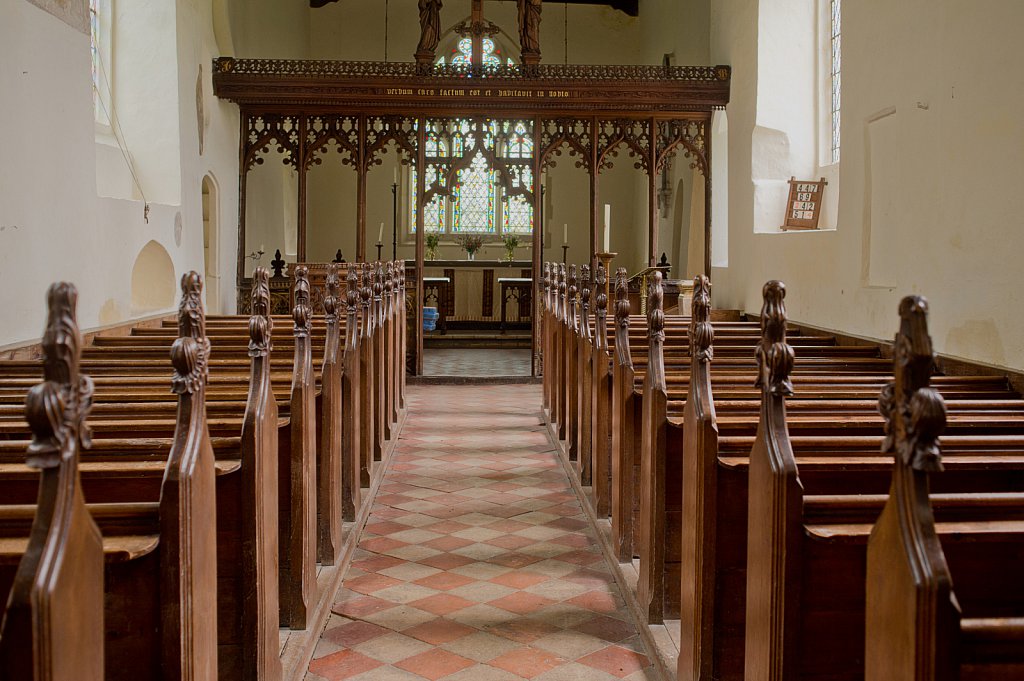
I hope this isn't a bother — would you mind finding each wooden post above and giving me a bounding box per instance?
[703,119,712,277]
[648,117,658,267]
[236,111,249,309]
[532,117,543,377]
[357,115,368,262]
[590,118,599,271]
[414,117,426,375]
[297,116,308,261]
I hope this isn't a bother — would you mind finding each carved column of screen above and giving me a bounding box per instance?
[655,119,709,275]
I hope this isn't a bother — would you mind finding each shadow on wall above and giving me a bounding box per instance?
[131,240,176,315]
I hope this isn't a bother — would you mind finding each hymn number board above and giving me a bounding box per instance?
[782,177,827,231]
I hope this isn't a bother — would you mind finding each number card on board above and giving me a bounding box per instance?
[781,177,828,231]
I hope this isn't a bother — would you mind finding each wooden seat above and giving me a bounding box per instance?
[0,261,408,681]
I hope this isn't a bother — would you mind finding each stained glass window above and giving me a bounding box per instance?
[412,38,533,236]
[452,154,496,233]
[411,167,447,233]
[830,0,841,163]
[444,36,502,69]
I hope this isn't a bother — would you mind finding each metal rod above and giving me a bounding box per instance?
[392,181,399,261]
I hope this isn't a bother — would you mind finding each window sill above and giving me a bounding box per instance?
[756,226,838,235]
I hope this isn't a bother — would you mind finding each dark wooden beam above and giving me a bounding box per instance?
[311,0,640,18]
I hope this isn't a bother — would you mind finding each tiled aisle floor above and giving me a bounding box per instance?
[307,384,655,681]
[422,349,532,377]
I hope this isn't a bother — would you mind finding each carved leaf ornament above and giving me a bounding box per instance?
[689,274,713,362]
[249,267,273,358]
[755,280,794,397]
[25,283,94,470]
[171,272,211,396]
[878,296,947,472]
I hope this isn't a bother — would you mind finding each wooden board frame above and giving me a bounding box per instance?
[781,176,828,231]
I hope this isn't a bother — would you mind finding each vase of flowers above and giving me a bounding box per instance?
[425,233,440,261]
[502,234,520,263]
[456,234,484,261]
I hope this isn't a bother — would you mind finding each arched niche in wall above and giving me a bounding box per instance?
[130,240,176,314]
[202,174,221,314]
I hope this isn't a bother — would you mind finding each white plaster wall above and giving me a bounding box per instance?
[0,0,240,346]
[712,0,1024,371]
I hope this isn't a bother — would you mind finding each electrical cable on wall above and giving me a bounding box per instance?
[95,48,150,222]
[384,0,390,62]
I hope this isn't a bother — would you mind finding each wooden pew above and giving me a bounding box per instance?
[590,264,613,517]
[576,265,594,485]
[742,291,1024,681]
[0,282,105,681]
[6,272,220,681]
[865,299,1024,680]
[673,282,1023,681]
[0,274,288,675]
[611,267,640,562]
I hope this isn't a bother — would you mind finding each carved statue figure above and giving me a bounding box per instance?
[416,0,443,57]
[518,0,542,55]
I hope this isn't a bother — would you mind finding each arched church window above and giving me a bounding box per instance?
[829,0,841,163]
[412,37,534,236]
[453,154,497,232]
[90,0,112,128]
[436,36,505,69]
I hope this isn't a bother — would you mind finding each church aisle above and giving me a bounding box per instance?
[307,384,655,681]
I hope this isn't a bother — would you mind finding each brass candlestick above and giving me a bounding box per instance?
[561,244,569,264]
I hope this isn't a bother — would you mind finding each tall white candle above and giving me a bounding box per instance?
[378,222,384,243]
[563,223,568,245]
[604,204,611,252]
[393,168,398,185]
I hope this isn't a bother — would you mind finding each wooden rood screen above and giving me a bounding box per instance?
[213,58,731,375]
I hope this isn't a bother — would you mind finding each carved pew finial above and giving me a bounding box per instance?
[172,272,211,395]
[568,264,578,329]
[690,274,713,362]
[293,266,312,338]
[558,264,567,322]
[249,267,273,358]
[345,267,360,318]
[614,267,630,330]
[323,263,340,324]
[25,283,94,467]
[594,264,608,353]
[647,271,664,343]
[542,262,551,309]
[595,264,608,321]
[755,280,793,397]
[1,282,104,679]
[880,296,947,472]
[580,265,592,340]
[865,296,952,680]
